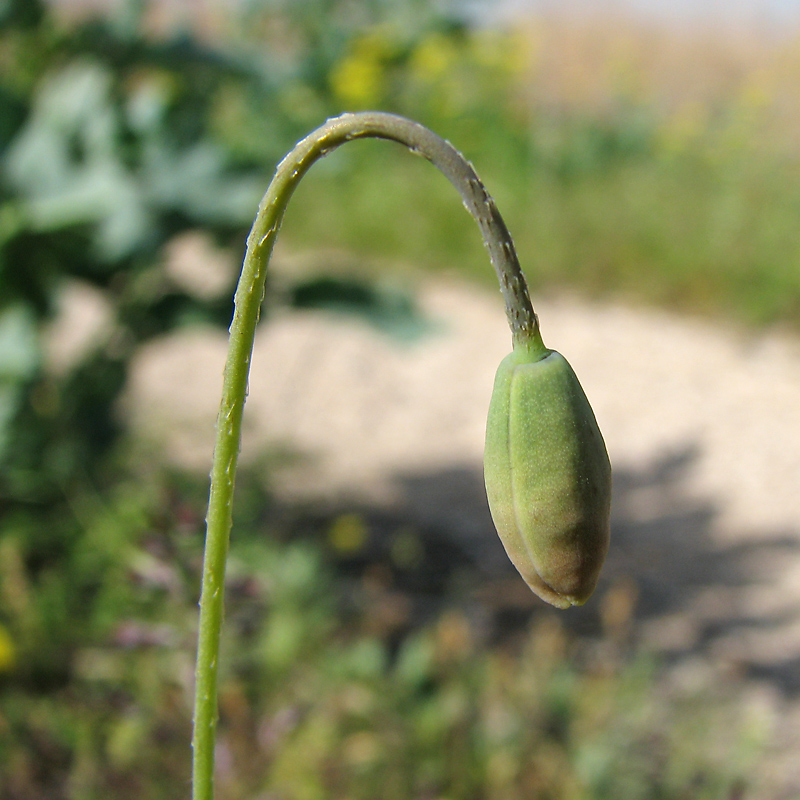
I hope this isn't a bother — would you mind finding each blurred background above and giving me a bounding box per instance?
[2,0,800,797]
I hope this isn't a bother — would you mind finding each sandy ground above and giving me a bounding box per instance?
[124,279,800,795]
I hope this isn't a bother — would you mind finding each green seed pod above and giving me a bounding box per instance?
[484,336,611,608]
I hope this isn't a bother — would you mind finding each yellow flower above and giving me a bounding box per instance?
[330,31,395,107]
[738,68,776,112]
[657,101,708,157]
[470,29,532,75]
[0,623,15,672]
[328,513,368,554]
[410,33,460,83]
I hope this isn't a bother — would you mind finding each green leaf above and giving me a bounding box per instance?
[0,303,39,380]
[0,304,39,461]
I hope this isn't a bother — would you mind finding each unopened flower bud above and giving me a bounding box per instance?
[484,337,611,608]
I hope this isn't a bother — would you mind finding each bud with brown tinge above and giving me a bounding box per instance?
[484,336,611,608]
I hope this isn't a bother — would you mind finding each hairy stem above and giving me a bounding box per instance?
[192,111,539,800]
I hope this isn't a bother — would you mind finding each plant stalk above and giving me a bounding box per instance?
[192,111,539,800]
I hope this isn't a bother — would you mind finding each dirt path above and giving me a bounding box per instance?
[127,279,800,794]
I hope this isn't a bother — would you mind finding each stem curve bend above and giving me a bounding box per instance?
[192,111,539,800]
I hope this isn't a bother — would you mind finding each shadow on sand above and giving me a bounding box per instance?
[277,445,800,695]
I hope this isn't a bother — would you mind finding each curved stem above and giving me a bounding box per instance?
[191,111,540,800]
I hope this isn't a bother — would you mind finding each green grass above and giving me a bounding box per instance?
[275,114,800,330]
[0,470,764,800]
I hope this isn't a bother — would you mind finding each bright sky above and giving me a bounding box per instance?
[498,0,800,29]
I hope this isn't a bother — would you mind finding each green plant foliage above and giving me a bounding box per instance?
[287,274,435,341]
[0,473,760,799]
[0,3,262,506]
[0,1,791,796]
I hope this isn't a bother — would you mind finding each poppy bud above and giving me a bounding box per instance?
[484,338,611,608]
